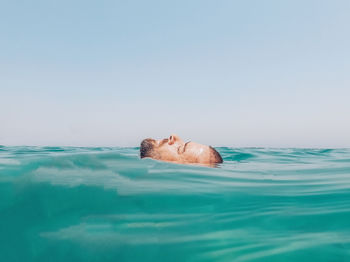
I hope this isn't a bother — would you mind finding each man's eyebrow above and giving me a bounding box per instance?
[183,141,190,152]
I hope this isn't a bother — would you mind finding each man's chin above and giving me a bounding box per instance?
[140,138,156,158]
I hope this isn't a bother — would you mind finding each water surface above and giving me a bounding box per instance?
[1,146,350,261]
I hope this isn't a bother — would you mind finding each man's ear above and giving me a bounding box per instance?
[168,135,176,145]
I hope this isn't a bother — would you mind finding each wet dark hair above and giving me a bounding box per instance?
[140,139,155,158]
[209,146,223,164]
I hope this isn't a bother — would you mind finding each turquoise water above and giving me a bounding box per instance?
[1,146,350,262]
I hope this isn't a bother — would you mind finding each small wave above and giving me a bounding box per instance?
[1,147,350,261]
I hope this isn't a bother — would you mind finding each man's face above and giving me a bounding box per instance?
[140,134,222,165]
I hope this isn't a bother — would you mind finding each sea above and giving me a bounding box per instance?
[1,146,350,262]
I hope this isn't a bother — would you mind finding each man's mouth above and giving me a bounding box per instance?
[158,138,168,146]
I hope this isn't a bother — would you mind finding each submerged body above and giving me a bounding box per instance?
[140,134,223,165]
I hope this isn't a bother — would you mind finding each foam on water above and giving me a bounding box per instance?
[1,146,350,261]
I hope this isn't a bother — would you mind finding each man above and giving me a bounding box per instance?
[140,134,223,165]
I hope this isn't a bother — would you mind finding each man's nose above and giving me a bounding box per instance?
[170,134,183,144]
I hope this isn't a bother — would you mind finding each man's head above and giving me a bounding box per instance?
[140,134,223,165]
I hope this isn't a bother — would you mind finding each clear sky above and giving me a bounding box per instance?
[1,0,349,147]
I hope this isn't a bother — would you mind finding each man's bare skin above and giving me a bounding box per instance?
[140,134,223,166]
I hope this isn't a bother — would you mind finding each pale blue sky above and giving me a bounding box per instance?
[1,0,349,147]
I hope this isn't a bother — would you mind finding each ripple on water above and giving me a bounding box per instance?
[0,147,350,261]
